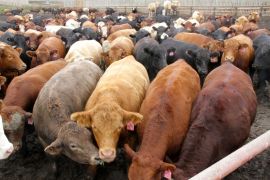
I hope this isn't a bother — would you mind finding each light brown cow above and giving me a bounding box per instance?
[71,55,149,163]
[82,21,98,31]
[107,29,136,42]
[248,11,260,23]
[102,36,134,67]
[24,29,42,50]
[0,60,67,151]
[221,34,254,72]
[125,60,201,180]
[26,37,65,68]
[109,23,132,34]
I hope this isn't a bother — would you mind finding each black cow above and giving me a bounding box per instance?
[155,14,171,26]
[0,22,18,32]
[14,34,32,70]
[161,38,211,84]
[133,37,167,81]
[252,34,270,100]
[130,29,150,43]
[0,32,15,46]
[152,26,169,43]
[56,28,81,50]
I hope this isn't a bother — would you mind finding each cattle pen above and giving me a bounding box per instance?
[0,0,269,180]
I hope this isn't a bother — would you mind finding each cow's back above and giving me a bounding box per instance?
[86,55,149,111]
[33,60,103,144]
[138,60,200,154]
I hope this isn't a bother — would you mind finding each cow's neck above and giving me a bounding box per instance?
[138,113,170,160]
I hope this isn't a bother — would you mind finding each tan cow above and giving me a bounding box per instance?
[71,55,149,163]
[102,36,134,67]
[107,29,137,42]
[64,40,102,66]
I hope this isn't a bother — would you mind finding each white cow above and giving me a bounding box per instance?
[0,116,14,160]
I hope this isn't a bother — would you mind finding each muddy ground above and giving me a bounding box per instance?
[0,13,269,180]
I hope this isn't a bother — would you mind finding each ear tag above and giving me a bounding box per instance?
[28,117,33,125]
[164,170,172,180]
[169,52,175,56]
[126,121,134,131]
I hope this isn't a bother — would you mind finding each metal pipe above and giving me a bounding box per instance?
[190,130,270,180]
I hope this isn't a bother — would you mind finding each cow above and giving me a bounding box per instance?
[172,61,257,179]
[0,60,67,152]
[211,27,231,40]
[0,115,14,160]
[0,32,15,46]
[129,29,150,43]
[102,36,134,68]
[134,37,167,81]
[246,28,270,40]
[252,34,270,100]
[161,38,211,84]
[32,60,103,165]
[235,15,249,27]
[56,27,81,50]
[71,55,149,163]
[64,40,102,66]
[163,0,172,15]
[24,29,42,50]
[109,23,132,34]
[107,29,136,42]
[65,19,81,29]
[0,42,26,72]
[26,37,65,68]
[248,11,260,23]
[174,32,213,47]
[221,34,254,73]
[198,21,216,33]
[148,2,158,17]
[125,60,200,180]
[82,21,98,32]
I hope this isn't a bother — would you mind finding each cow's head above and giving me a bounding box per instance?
[221,39,249,63]
[44,121,102,165]
[102,47,128,67]
[0,100,32,152]
[27,49,59,68]
[0,43,26,71]
[203,40,224,63]
[125,144,176,180]
[71,103,143,163]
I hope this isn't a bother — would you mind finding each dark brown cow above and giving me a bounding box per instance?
[125,60,201,180]
[26,37,65,68]
[246,28,270,40]
[221,34,254,72]
[0,60,67,151]
[172,61,257,179]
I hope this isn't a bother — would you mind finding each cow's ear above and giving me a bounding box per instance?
[122,109,143,125]
[70,111,92,128]
[159,161,176,172]
[44,138,63,155]
[50,49,59,60]
[15,48,23,55]
[26,50,36,57]
[192,23,197,26]
[124,144,136,159]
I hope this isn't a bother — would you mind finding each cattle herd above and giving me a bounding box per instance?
[0,3,269,180]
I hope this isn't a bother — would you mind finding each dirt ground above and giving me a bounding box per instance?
[0,14,269,180]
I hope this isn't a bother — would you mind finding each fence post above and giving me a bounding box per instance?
[190,6,193,16]
[213,7,216,16]
[234,7,238,17]
[260,6,263,17]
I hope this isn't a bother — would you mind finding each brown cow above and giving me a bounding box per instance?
[221,34,254,72]
[102,36,134,67]
[0,42,26,72]
[0,60,67,151]
[107,29,137,42]
[24,29,41,50]
[109,23,132,34]
[26,37,65,68]
[71,55,149,163]
[125,60,200,180]
[198,21,216,32]
[174,32,213,47]
[37,31,61,44]
[172,61,257,179]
